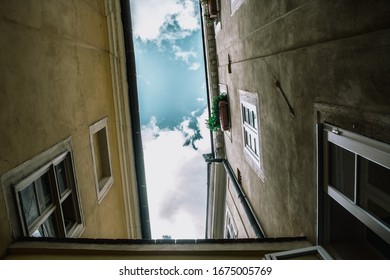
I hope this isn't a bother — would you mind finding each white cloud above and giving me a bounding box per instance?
[189,62,201,71]
[141,116,160,141]
[141,108,210,239]
[132,0,200,43]
[172,45,201,71]
[172,45,197,63]
[175,0,199,31]
[136,74,152,87]
[197,109,211,151]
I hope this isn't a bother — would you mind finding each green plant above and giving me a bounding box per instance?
[207,93,227,131]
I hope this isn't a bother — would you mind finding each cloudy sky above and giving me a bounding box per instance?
[131,0,210,239]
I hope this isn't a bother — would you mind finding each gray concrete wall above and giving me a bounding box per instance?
[0,0,131,256]
[215,0,390,243]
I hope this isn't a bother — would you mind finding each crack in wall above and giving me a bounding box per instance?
[0,156,11,166]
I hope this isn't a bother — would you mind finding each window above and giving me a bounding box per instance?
[14,152,82,237]
[208,0,221,33]
[242,101,259,157]
[89,117,114,203]
[265,246,333,260]
[225,207,238,239]
[208,0,219,18]
[320,124,390,258]
[239,90,264,179]
[2,139,84,239]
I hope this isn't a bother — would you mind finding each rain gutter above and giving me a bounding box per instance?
[199,0,215,157]
[119,0,151,239]
[204,155,266,238]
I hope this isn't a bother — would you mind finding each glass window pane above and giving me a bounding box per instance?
[41,213,58,237]
[31,225,43,237]
[358,157,390,227]
[328,198,390,259]
[20,184,40,226]
[55,161,68,196]
[30,213,58,237]
[61,194,77,234]
[35,172,52,213]
[92,128,111,191]
[328,143,355,201]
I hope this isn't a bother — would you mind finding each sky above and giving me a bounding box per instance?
[131,0,210,239]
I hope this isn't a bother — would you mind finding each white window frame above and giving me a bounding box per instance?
[265,246,333,260]
[239,90,264,179]
[14,152,83,238]
[89,117,114,203]
[230,0,245,15]
[242,101,259,158]
[1,138,84,239]
[224,207,238,239]
[208,0,222,34]
[322,124,390,244]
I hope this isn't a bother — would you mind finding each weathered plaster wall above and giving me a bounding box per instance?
[226,179,249,238]
[216,0,390,243]
[0,0,129,256]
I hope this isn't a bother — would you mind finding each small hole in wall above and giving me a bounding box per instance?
[228,54,232,74]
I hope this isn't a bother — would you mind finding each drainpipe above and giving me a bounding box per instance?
[199,0,215,157]
[204,155,265,238]
[119,0,151,239]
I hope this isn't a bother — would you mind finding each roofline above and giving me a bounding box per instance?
[119,0,151,239]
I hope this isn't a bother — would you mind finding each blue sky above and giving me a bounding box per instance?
[135,33,206,129]
[131,0,210,239]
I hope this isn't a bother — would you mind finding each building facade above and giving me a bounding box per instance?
[1,0,389,260]
[203,0,390,259]
[0,0,148,257]
[0,0,313,260]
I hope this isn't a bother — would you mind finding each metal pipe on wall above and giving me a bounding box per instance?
[204,156,265,238]
[119,0,151,239]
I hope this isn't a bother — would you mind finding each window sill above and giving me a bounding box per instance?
[96,176,114,204]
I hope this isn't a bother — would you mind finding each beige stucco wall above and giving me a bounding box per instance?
[0,0,131,256]
[214,0,390,243]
